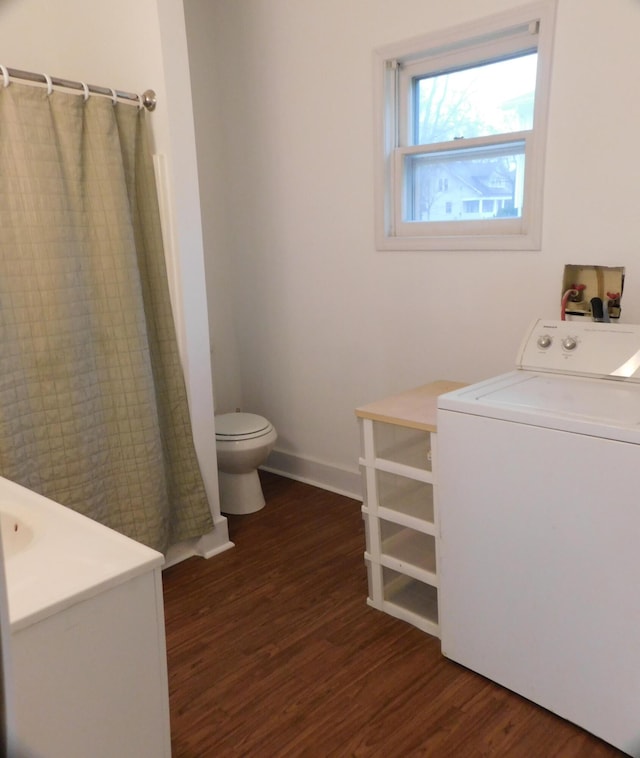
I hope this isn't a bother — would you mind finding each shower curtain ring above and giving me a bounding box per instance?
[0,65,10,88]
[81,82,90,102]
[109,88,117,106]
[43,73,53,96]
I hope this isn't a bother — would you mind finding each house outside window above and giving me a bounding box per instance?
[374,1,557,251]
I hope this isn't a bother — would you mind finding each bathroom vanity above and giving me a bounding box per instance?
[1,476,170,758]
[355,380,465,637]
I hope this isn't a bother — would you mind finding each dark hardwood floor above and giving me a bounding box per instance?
[163,472,624,757]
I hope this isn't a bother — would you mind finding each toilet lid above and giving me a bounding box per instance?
[215,412,272,439]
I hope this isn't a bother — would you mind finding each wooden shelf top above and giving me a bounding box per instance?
[355,380,467,432]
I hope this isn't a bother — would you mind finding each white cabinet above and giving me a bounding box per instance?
[12,570,170,758]
[356,380,464,637]
[1,475,170,758]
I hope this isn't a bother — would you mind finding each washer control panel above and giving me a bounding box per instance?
[517,319,640,380]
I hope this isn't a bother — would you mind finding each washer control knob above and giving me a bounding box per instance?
[562,336,577,351]
[537,335,552,349]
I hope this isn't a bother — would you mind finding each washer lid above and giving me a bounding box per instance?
[438,370,640,444]
[215,412,272,438]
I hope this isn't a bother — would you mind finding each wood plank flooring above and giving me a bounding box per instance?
[163,472,625,757]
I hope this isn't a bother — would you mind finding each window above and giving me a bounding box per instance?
[374,1,556,251]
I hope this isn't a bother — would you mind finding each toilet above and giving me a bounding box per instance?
[215,412,277,515]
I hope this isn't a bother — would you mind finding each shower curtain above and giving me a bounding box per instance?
[0,82,213,552]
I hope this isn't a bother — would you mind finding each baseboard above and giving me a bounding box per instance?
[164,515,234,568]
[261,448,362,501]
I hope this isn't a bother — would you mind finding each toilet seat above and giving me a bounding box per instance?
[215,413,274,441]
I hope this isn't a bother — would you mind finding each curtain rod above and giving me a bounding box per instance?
[0,65,157,111]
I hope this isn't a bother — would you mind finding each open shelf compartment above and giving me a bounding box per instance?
[376,469,435,530]
[382,567,439,635]
[380,519,437,580]
[372,422,432,472]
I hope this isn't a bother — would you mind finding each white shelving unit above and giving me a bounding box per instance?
[356,380,465,637]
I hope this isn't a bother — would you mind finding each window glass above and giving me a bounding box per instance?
[413,53,538,145]
[403,140,525,222]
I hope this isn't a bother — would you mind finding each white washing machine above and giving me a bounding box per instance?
[436,318,640,757]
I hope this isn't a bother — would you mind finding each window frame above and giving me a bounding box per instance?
[373,1,557,251]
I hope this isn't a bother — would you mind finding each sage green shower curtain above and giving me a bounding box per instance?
[0,82,213,552]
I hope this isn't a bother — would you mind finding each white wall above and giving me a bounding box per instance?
[189,0,640,497]
[0,0,230,547]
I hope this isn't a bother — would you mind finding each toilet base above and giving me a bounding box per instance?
[218,469,266,515]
